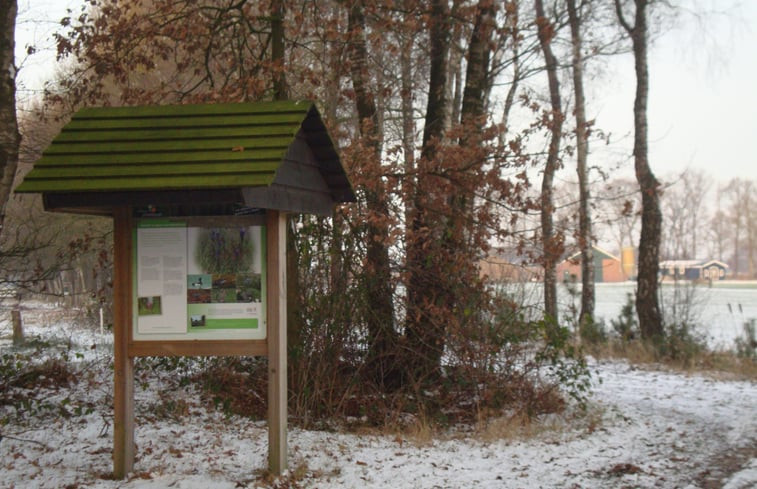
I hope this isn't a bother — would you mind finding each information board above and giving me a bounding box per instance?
[133,218,266,341]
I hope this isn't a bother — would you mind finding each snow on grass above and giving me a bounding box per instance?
[1,313,756,488]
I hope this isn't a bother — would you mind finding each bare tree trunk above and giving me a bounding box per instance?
[347,0,396,384]
[435,0,494,346]
[745,181,755,277]
[450,57,463,129]
[406,0,450,380]
[535,0,563,321]
[323,27,345,301]
[400,2,415,237]
[460,3,493,132]
[615,0,664,343]
[271,0,286,101]
[567,0,595,329]
[445,0,464,129]
[446,40,462,128]
[733,213,741,276]
[452,0,494,231]
[500,2,521,137]
[0,0,20,237]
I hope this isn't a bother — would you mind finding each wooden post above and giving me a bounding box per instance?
[266,210,287,475]
[112,206,135,478]
[11,308,23,346]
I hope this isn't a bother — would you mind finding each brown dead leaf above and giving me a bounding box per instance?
[608,463,643,476]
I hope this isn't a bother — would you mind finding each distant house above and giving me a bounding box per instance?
[556,246,631,283]
[659,259,729,281]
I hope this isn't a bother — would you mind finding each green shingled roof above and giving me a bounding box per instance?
[15,100,353,203]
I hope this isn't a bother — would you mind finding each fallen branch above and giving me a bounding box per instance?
[0,431,51,449]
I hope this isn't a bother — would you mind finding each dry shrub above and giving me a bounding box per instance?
[478,401,606,443]
[281,276,589,431]
[143,395,191,422]
[184,303,587,434]
[1,349,91,422]
[1,353,77,397]
[477,412,536,442]
[677,350,757,380]
[590,338,757,380]
[192,357,268,419]
[15,357,76,389]
[181,218,591,434]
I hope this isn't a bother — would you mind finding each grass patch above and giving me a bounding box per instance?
[585,339,757,380]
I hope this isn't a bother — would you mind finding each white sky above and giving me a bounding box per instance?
[589,0,757,184]
[14,0,80,98]
[13,0,757,185]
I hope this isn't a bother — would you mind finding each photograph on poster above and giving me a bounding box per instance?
[190,315,206,327]
[137,296,162,316]
[186,226,264,332]
[236,273,262,302]
[188,274,212,289]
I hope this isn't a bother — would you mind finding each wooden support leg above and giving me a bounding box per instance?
[266,210,288,475]
[113,207,135,478]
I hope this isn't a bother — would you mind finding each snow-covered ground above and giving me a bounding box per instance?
[1,308,756,488]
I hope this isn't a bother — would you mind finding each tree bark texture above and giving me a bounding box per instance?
[347,0,396,384]
[450,0,494,278]
[426,0,496,367]
[460,3,493,133]
[446,6,463,130]
[615,0,664,342]
[400,3,415,232]
[567,0,595,329]
[500,1,521,138]
[270,0,287,100]
[406,0,450,381]
[0,0,20,236]
[535,0,563,321]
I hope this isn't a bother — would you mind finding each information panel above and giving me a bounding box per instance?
[133,218,266,341]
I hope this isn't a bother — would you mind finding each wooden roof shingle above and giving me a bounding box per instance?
[16,100,354,215]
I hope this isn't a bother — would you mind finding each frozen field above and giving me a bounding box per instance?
[591,281,756,349]
[500,281,757,350]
